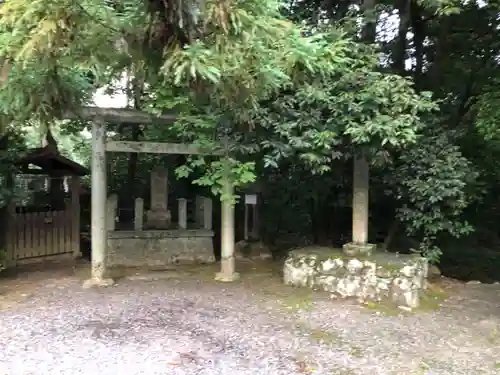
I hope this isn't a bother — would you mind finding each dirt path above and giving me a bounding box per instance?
[0,261,500,375]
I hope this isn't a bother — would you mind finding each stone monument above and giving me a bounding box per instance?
[146,167,171,229]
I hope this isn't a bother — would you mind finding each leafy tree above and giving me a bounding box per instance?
[0,0,492,273]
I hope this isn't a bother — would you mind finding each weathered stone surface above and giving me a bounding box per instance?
[82,277,115,289]
[107,229,216,267]
[342,242,376,256]
[428,264,441,279]
[283,247,428,308]
[214,271,241,282]
[234,240,272,260]
[145,209,172,229]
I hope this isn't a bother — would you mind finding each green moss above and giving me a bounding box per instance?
[488,326,498,343]
[363,300,402,316]
[349,346,364,357]
[418,288,449,311]
[276,292,315,311]
[377,263,403,272]
[294,323,364,359]
[308,328,341,343]
[362,287,449,315]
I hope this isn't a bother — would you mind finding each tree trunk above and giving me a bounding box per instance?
[382,218,400,250]
[360,0,377,43]
[411,1,425,85]
[393,0,411,75]
[125,75,144,209]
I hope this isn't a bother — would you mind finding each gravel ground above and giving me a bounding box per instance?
[1,264,500,375]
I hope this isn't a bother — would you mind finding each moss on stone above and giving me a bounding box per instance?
[377,263,403,272]
[362,286,449,315]
[290,247,422,270]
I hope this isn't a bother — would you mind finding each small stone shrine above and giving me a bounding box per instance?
[283,246,428,308]
[105,167,215,268]
[145,167,171,229]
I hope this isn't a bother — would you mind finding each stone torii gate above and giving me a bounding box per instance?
[66,107,239,287]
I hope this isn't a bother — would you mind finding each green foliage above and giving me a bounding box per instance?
[391,132,477,262]
[0,64,95,123]
[257,40,437,172]
[176,157,256,203]
[0,0,498,274]
[0,128,29,206]
[475,89,500,142]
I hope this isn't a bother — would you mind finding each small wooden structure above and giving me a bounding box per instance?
[2,145,87,266]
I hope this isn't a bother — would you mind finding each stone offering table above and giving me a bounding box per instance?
[283,247,428,308]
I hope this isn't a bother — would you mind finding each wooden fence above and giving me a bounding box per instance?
[4,208,80,265]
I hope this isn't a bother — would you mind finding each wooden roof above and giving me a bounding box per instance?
[15,145,89,176]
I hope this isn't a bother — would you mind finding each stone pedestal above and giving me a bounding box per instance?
[134,198,144,230]
[82,277,115,289]
[106,194,118,231]
[178,198,187,229]
[342,242,376,256]
[215,271,240,282]
[203,197,213,230]
[283,247,428,308]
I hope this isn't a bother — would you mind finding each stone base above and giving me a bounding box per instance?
[82,277,115,289]
[107,229,215,267]
[283,246,428,308]
[342,242,376,256]
[214,272,240,282]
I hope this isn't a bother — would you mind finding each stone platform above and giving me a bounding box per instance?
[107,229,215,268]
[283,247,428,308]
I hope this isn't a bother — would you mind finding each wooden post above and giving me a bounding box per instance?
[215,161,239,282]
[244,203,249,241]
[134,198,144,230]
[83,120,114,288]
[251,200,259,240]
[178,198,187,229]
[70,176,81,258]
[4,172,15,267]
[4,202,15,268]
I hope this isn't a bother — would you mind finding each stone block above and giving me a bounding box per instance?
[145,209,172,229]
[178,198,187,229]
[342,242,376,256]
[214,271,240,282]
[134,198,144,230]
[283,246,428,308]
